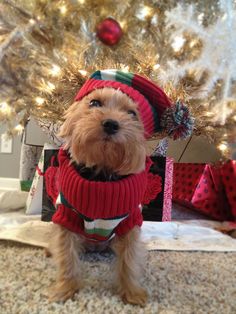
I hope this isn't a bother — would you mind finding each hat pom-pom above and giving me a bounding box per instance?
[161,101,194,140]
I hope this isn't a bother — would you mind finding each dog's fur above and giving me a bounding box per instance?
[49,88,148,306]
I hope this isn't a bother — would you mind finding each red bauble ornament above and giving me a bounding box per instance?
[96,18,123,46]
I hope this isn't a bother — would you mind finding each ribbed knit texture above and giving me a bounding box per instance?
[75,70,172,138]
[52,149,152,241]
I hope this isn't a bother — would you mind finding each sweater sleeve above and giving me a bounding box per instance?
[115,206,143,237]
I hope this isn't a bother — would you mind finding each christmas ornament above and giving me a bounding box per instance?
[96,18,123,46]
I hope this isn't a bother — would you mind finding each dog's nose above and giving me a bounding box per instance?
[102,119,120,135]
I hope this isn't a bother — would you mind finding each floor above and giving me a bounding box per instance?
[0,241,235,314]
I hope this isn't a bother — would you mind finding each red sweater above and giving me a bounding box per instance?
[52,148,152,242]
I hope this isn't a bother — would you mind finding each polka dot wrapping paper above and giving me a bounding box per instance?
[221,160,236,219]
[173,162,235,221]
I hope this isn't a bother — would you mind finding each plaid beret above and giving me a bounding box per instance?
[75,70,194,139]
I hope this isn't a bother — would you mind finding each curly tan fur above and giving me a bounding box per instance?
[111,226,148,307]
[49,224,84,302]
[50,88,148,306]
[59,88,146,175]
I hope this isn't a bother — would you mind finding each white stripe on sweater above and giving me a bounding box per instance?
[84,215,128,231]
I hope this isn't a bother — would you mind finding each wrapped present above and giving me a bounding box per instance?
[142,156,173,221]
[173,163,233,221]
[221,160,236,219]
[25,148,44,215]
[41,148,59,222]
[26,143,59,215]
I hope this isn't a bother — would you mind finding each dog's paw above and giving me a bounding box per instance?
[48,278,81,302]
[121,287,148,307]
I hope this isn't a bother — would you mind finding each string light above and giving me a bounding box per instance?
[46,82,55,91]
[172,36,186,52]
[29,19,35,25]
[119,21,127,29]
[0,102,12,115]
[197,13,204,24]
[205,111,214,117]
[78,70,88,76]
[151,14,158,26]
[14,124,24,134]
[59,5,67,15]
[136,5,152,20]
[35,97,45,105]
[77,0,85,3]
[218,142,228,152]
[189,39,198,48]
[49,64,61,76]
[120,65,130,72]
[153,64,160,70]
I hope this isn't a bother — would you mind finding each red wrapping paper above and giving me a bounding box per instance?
[221,160,236,219]
[173,163,233,221]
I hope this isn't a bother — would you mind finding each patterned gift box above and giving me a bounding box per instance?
[173,163,233,221]
[142,156,173,221]
[41,148,60,222]
[25,144,59,215]
[221,160,236,220]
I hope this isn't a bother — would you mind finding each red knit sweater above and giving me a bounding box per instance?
[52,148,152,242]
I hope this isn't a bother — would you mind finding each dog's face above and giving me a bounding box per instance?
[59,87,146,175]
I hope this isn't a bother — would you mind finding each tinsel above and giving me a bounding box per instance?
[0,0,235,158]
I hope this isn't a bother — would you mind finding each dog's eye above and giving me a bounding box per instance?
[128,110,137,117]
[90,99,102,107]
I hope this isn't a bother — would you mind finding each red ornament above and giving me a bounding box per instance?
[96,18,123,46]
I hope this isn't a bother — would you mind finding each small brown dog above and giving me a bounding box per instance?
[48,69,193,306]
[49,87,148,306]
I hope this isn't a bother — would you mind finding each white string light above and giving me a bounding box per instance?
[14,124,24,134]
[78,70,88,76]
[172,36,186,52]
[49,64,61,76]
[218,142,228,152]
[136,5,152,20]
[0,102,12,115]
[59,5,67,15]
[35,97,45,105]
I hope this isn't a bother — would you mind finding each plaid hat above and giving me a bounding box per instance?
[75,70,194,139]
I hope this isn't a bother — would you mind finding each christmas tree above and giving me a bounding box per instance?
[0,0,235,157]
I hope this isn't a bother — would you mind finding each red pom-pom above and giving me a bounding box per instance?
[142,173,162,205]
[96,18,123,46]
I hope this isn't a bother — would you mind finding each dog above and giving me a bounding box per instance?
[49,87,148,306]
[47,69,193,306]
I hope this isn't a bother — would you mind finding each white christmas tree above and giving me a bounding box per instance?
[163,0,236,124]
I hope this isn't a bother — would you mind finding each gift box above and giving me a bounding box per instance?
[41,148,59,222]
[221,160,236,219]
[25,147,44,215]
[26,144,59,216]
[142,156,173,221]
[173,163,233,221]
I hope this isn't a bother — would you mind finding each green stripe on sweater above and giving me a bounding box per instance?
[84,227,113,237]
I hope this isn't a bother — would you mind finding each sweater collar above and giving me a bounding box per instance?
[58,148,152,219]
